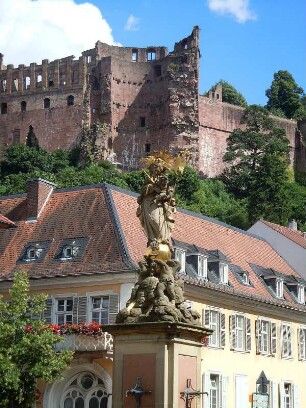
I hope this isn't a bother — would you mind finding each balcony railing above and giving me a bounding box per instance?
[55,332,113,352]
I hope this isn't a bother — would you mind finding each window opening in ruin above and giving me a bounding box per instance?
[154,65,162,77]
[21,101,27,112]
[92,108,96,113]
[60,73,66,86]
[36,74,42,88]
[72,70,78,83]
[48,75,54,87]
[182,40,188,50]
[132,49,138,62]
[145,143,151,153]
[87,55,92,63]
[44,98,50,109]
[1,102,7,114]
[12,78,18,92]
[0,79,7,92]
[25,76,30,90]
[67,95,74,106]
[140,117,146,127]
[147,49,156,61]
[12,129,20,145]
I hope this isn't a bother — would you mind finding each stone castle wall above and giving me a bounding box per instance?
[0,27,304,177]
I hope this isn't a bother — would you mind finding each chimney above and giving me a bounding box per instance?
[288,219,298,231]
[27,178,56,221]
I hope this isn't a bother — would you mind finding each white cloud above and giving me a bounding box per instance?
[0,0,119,67]
[207,0,257,23]
[124,15,140,31]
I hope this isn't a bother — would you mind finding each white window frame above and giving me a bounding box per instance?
[281,323,292,359]
[241,272,249,285]
[276,279,284,298]
[204,308,225,348]
[198,255,208,279]
[297,285,305,304]
[231,313,251,353]
[175,248,186,273]
[280,381,295,408]
[51,294,77,325]
[219,263,228,285]
[203,371,228,408]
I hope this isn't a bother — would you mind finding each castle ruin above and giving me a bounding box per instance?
[0,27,305,176]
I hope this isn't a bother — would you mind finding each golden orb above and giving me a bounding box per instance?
[145,243,171,261]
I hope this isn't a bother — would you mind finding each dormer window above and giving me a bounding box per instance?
[276,279,284,299]
[27,248,36,259]
[175,248,186,273]
[55,237,89,262]
[63,245,73,259]
[219,263,228,285]
[198,255,207,279]
[25,246,43,261]
[298,285,305,304]
[241,273,249,285]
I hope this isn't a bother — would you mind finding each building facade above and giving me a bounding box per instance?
[0,28,304,177]
[0,179,306,407]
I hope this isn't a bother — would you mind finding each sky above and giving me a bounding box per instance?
[0,0,305,105]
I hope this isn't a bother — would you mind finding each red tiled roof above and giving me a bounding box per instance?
[0,186,133,279]
[0,214,16,229]
[261,220,306,249]
[110,187,301,305]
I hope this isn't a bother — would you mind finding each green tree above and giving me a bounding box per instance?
[223,105,291,224]
[207,80,248,107]
[0,271,73,408]
[265,70,306,120]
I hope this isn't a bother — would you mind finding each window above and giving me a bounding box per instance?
[61,372,108,408]
[90,296,110,324]
[145,143,151,153]
[204,308,225,348]
[25,246,43,261]
[230,314,251,352]
[36,74,42,87]
[198,256,208,279]
[12,129,20,145]
[27,248,36,259]
[147,49,156,61]
[1,79,7,92]
[256,318,277,356]
[67,95,74,106]
[276,279,284,298]
[298,327,306,361]
[132,49,138,62]
[219,263,228,284]
[140,116,146,127]
[63,245,73,259]
[55,298,73,324]
[24,76,30,89]
[281,323,292,359]
[87,55,92,63]
[48,75,54,87]
[175,248,186,273]
[60,73,66,86]
[11,78,18,92]
[1,102,7,114]
[241,273,249,285]
[21,101,27,112]
[44,98,50,109]
[204,372,227,408]
[154,65,162,77]
[298,285,305,304]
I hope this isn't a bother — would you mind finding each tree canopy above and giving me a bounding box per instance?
[0,271,73,408]
[207,80,248,107]
[223,105,292,224]
[265,70,306,120]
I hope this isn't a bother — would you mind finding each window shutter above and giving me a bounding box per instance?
[255,319,261,354]
[108,294,119,324]
[294,384,299,408]
[203,372,210,408]
[43,298,53,324]
[288,326,292,357]
[220,312,226,348]
[279,382,285,408]
[74,296,87,324]
[271,322,277,356]
[230,315,237,350]
[221,375,228,408]
[298,328,302,360]
[246,317,251,352]
[281,325,287,358]
[271,381,278,408]
[204,309,210,327]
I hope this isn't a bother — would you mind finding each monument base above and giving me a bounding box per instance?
[105,322,211,408]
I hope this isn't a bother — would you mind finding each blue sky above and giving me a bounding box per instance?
[0,0,305,105]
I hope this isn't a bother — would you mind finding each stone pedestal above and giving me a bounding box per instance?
[105,322,211,408]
